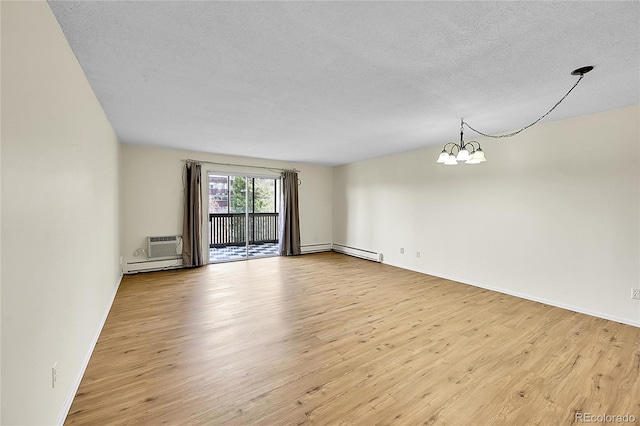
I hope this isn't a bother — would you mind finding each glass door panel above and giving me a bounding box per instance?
[208,172,280,263]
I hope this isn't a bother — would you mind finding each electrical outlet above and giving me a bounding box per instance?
[631,288,640,300]
[52,363,57,388]
[416,251,421,258]
[400,248,404,254]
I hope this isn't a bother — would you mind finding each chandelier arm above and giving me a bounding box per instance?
[443,142,460,153]
[462,74,585,139]
[463,140,481,150]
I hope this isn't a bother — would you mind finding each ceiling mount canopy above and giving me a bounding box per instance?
[436,66,594,166]
[571,65,594,76]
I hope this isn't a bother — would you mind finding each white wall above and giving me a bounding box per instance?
[120,144,333,266]
[1,2,121,424]
[333,105,640,326]
[0,4,3,419]
[0,3,4,420]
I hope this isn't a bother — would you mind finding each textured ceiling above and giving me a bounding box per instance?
[48,1,639,166]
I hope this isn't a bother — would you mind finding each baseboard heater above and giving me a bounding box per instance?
[332,243,382,262]
[301,243,332,254]
[125,259,182,274]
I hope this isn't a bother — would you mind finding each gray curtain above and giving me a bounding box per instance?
[182,161,204,267]
[278,170,301,256]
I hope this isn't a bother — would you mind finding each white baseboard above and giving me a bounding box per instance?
[332,243,382,262]
[301,243,332,254]
[57,273,123,425]
[402,264,640,328]
[125,258,182,273]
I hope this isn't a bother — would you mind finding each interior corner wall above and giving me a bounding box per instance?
[333,105,640,327]
[119,144,333,266]
[1,2,121,425]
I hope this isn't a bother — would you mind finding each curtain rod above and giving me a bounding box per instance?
[183,159,300,173]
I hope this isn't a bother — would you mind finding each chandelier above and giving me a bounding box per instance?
[436,119,485,165]
[436,66,594,166]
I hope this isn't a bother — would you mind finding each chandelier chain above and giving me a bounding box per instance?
[462,74,585,139]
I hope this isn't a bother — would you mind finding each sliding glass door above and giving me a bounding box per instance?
[207,173,280,263]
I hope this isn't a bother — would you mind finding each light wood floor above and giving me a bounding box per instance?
[65,252,640,425]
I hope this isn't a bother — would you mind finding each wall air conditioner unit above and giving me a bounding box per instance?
[147,235,182,260]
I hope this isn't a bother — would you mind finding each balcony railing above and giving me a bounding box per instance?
[209,213,279,248]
